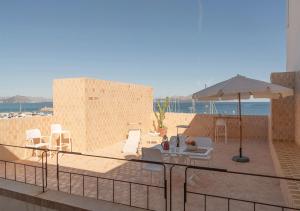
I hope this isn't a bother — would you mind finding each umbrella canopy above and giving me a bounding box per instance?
[192,74,293,163]
[192,75,293,101]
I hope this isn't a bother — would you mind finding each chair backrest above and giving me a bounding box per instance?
[51,124,62,134]
[122,129,141,154]
[195,137,213,148]
[26,129,42,140]
[216,119,226,126]
[141,148,163,162]
[128,129,141,139]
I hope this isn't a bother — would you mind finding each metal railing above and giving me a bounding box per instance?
[1,143,300,211]
[0,144,48,192]
[183,166,300,211]
[56,151,168,211]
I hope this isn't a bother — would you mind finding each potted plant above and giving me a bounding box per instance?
[154,97,170,137]
[185,139,197,151]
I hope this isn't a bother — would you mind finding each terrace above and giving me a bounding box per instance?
[0,77,299,211]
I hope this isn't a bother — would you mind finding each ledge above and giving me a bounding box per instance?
[0,178,144,211]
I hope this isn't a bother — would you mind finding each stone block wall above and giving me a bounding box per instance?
[53,78,88,152]
[0,116,53,159]
[294,71,300,145]
[53,78,153,153]
[271,72,295,142]
[84,79,153,152]
[154,113,269,141]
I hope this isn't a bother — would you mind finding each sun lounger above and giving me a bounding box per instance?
[122,129,141,154]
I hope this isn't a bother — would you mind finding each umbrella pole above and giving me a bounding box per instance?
[232,93,250,163]
[239,93,242,157]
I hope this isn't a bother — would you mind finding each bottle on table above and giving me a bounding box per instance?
[176,135,180,148]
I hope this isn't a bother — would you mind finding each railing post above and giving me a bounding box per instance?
[42,150,49,192]
[169,165,175,211]
[14,163,16,181]
[45,150,48,188]
[163,164,167,211]
[41,150,46,193]
[184,167,188,211]
[56,151,60,191]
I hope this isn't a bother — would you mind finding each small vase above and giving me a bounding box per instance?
[157,128,167,137]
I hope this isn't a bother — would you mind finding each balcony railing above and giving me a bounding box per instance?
[0,143,300,211]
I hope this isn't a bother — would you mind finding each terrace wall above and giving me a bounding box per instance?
[54,78,153,153]
[156,113,269,141]
[294,71,300,145]
[84,79,153,152]
[271,72,296,143]
[0,116,53,160]
[53,78,87,153]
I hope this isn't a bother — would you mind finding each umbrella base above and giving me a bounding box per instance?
[232,155,250,163]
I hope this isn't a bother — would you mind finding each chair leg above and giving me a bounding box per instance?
[59,134,62,151]
[35,149,38,159]
[68,133,71,152]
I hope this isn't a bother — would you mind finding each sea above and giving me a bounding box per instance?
[154,101,270,116]
[0,101,270,116]
[0,102,53,113]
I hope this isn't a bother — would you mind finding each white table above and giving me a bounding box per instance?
[154,137,213,164]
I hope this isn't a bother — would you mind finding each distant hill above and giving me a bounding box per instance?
[0,95,52,103]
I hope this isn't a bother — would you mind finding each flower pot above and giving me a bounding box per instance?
[157,128,167,137]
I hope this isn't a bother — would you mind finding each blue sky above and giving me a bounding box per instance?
[0,0,286,98]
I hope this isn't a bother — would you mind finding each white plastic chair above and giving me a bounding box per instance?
[215,119,228,143]
[122,129,141,154]
[188,137,214,166]
[25,129,50,158]
[50,124,71,151]
[141,148,163,184]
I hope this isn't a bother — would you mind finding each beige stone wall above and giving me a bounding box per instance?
[53,78,88,152]
[53,78,153,153]
[271,72,295,142]
[154,112,269,141]
[294,71,300,145]
[85,79,153,152]
[0,116,53,159]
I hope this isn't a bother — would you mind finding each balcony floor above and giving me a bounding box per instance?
[0,139,291,211]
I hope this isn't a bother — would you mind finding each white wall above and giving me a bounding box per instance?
[287,0,300,72]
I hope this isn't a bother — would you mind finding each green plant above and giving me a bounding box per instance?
[154,97,170,129]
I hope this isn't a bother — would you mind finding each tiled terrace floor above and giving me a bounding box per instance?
[0,139,294,211]
[273,141,300,208]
